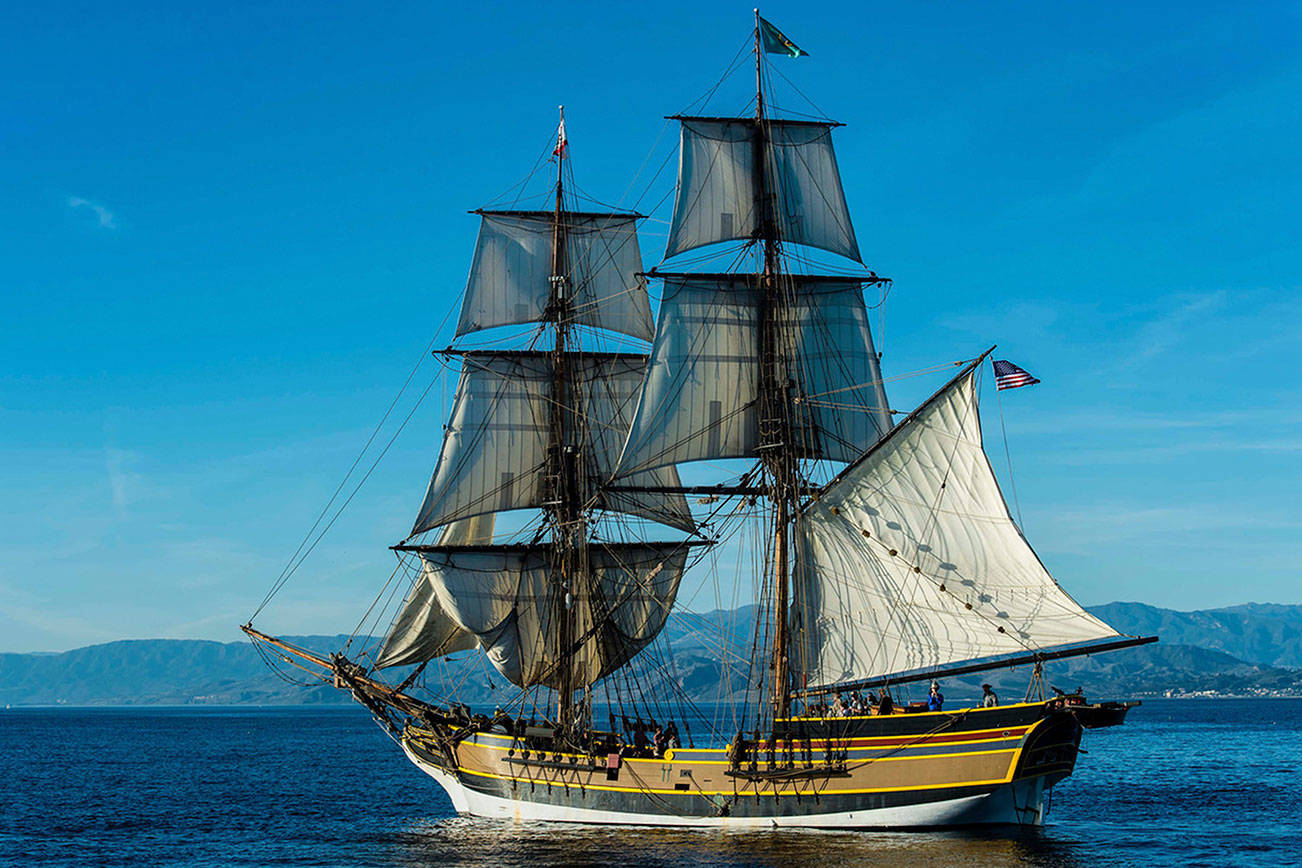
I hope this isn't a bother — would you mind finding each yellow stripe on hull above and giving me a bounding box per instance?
[407,716,1049,800]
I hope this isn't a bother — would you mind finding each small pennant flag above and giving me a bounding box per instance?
[993,360,1041,391]
[553,109,567,157]
[759,16,807,57]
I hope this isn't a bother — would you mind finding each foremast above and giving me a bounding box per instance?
[374,109,699,736]
[546,106,583,729]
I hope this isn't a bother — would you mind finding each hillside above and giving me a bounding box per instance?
[1088,602,1302,668]
[3,602,1301,706]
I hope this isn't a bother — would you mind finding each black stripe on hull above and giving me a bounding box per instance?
[452,771,1020,821]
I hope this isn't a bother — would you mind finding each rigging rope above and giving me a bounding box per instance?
[995,375,1026,529]
[250,369,442,621]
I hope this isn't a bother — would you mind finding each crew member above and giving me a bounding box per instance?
[876,689,894,715]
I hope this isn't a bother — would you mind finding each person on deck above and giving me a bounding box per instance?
[927,681,945,711]
[876,690,894,715]
[665,721,681,751]
[982,684,999,707]
[831,694,847,717]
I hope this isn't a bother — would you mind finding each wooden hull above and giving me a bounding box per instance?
[399,701,1082,828]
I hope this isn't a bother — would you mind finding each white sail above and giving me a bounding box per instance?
[792,368,1119,689]
[615,275,891,476]
[373,558,479,668]
[374,518,493,668]
[412,353,694,535]
[665,118,860,261]
[418,543,690,689]
[582,356,699,531]
[457,212,655,341]
[412,354,550,533]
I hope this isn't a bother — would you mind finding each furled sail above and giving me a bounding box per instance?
[408,542,690,688]
[412,352,694,535]
[791,366,1120,690]
[374,516,494,669]
[457,211,656,341]
[614,275,891,476]
[665,118,860,262]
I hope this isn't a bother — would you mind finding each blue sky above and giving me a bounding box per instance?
[3,2,1299,652]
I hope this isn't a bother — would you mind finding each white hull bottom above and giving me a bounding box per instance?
[403,746,1049,829]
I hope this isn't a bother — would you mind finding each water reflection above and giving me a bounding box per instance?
[389,817,1091,868]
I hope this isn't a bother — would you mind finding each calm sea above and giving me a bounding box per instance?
[2,699,1298,867]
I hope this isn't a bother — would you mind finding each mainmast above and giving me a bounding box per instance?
[753,10,795,721]
[610,12,886,721]
[547,106,581,729]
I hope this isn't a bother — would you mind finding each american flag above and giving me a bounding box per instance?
[993,359,1041,391]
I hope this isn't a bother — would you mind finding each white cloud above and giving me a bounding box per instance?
[1033,502,1302,558]
[67,195,117,229]
[1125,291,1225,364]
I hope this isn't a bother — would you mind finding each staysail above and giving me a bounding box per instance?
[665,118,860,261]
[458,211,655,341]
[614,274,891,476]
[385,542,690,688]
[791,364,1120,690]
[411,352,695,534]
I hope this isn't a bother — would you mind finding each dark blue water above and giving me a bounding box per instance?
[2,700,1298,866]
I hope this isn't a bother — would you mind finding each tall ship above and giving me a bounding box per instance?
[246,14,1154,828]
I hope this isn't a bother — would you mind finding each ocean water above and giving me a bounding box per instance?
[2,699,1298,867]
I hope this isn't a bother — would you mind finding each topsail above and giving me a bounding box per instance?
[615,274,891,476]
[666,118,860,261]
[412,352,695,534]
[458,211,655,341]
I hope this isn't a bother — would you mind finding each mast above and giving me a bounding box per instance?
[754,9,765,120]
[387,104,697,704]
[548,105,581,728]
[753,10,794,721]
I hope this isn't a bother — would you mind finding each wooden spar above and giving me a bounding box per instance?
[392,541,708,554]
[789,635,1160,699]
[643,271,887,284]
[665,114,844,128]
[241,624,456,723]
[605,484,765,496]
[472,208,646,219]
[241,623,334,672]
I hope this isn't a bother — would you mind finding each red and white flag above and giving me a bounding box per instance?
[554,109,567,157]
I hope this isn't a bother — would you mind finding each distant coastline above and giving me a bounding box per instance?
[4,602,1302,707]
[7,695,1302,712]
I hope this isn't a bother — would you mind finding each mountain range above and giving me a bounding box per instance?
[3,602,1301,707]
